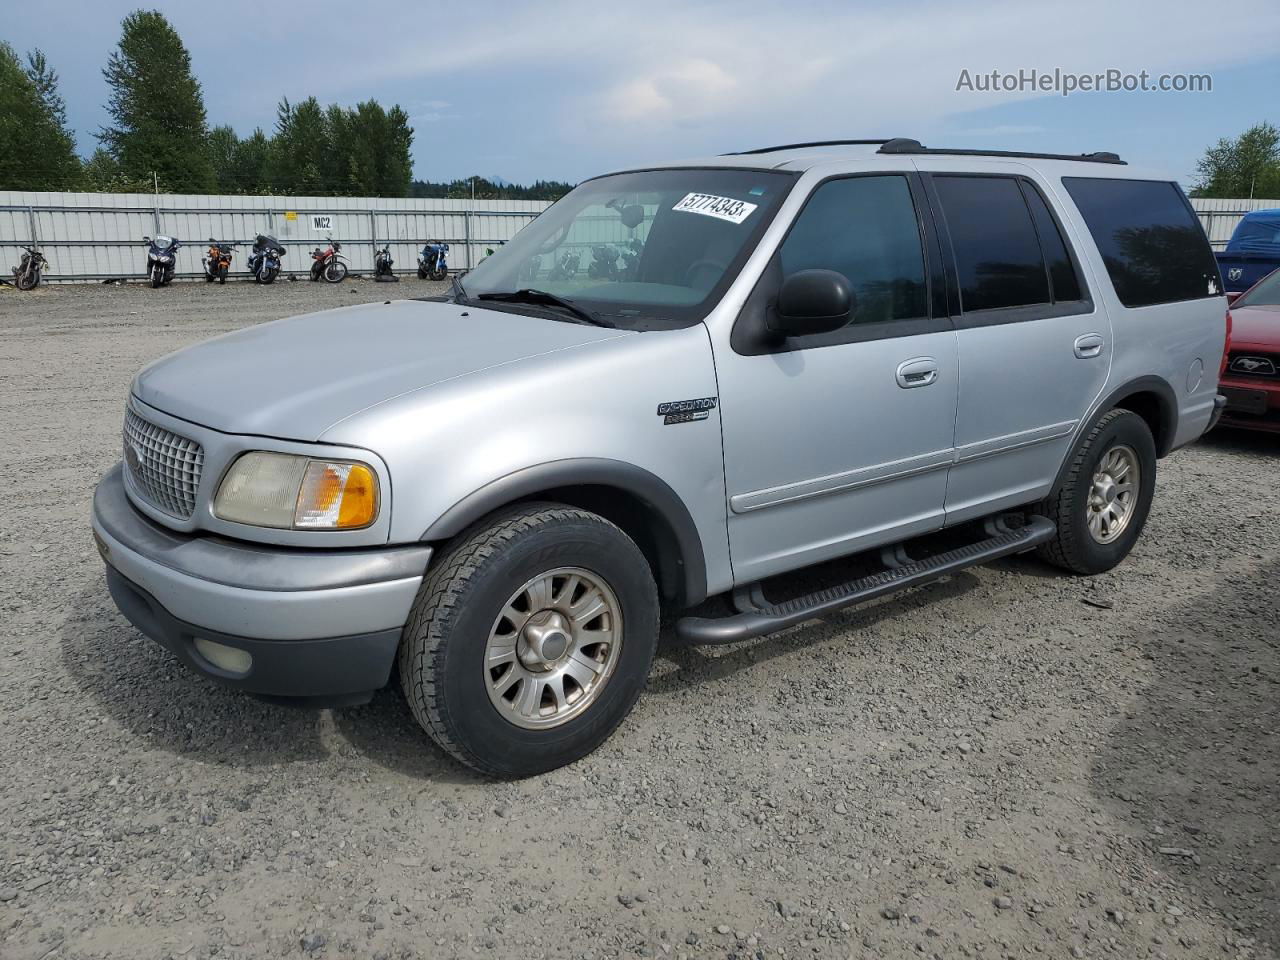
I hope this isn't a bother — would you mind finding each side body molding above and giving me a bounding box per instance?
[420,458,709,607]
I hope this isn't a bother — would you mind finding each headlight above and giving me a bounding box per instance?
[213,452,379,530]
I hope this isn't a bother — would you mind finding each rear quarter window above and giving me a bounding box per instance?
[1062,177,1221,308]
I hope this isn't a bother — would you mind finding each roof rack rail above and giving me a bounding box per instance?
[726,139,894,156]
[877,137,1125,164]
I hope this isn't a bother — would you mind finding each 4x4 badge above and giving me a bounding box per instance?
[656,397,718,425]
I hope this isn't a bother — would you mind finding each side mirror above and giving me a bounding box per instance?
[768,269,854,338]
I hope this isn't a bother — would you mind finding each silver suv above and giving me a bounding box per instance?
[92,138,1228,776]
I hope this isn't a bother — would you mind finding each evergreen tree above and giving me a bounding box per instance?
[231,129,272,194]
[209,124,239,192]
[99,10,215,193]
[270,97,328,194]
[0,42,81,190]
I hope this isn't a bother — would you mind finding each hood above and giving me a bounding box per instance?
[132,299,627,440]
[1230,303,1280,348]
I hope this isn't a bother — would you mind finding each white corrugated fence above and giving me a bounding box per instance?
[1190,197,1280,250]
[4,190,1277,281]
[0,190,552,282]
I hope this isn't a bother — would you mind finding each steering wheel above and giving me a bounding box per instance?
[684,258,728,288]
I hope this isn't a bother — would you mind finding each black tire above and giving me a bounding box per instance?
[15,269,37,291]
[323,260,347,283]
[398,503,659,778]
[430,266,447,281]
[218,265,228,284]
[417,264,428,280]
[1033,408,1157,575]
[151,267,163,289]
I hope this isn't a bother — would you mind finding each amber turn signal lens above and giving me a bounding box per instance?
[294,461,378,529]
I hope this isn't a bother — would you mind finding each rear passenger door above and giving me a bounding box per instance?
[918,166,1110,523]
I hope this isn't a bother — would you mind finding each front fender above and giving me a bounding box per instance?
[320,324,732,600]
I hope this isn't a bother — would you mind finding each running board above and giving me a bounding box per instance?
[674,515,1056,646]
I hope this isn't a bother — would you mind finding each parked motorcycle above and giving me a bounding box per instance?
[143,235,179,288]
[373,244,397,282]
[417,241,449,281]
[202,239,236,284]
[247,235,285,284]
[309,237,347,283]
[588,244,620,280]
[548,249,581,280]
[11,245,48,290]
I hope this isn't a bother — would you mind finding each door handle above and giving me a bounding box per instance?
[1073,333,1105,359]
[896,357,939,389]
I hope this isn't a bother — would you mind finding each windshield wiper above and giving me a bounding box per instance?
[476,288,615,328]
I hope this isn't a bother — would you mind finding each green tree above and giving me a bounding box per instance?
[341,101,414,196]
[0,42,81,190]
[1193,122,1280,199]
[209,124,239,192]
[269,97,328,194]
[231,129,272,194]
[99,10,215,193]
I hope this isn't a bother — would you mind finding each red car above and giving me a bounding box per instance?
[1219,267,1280,433]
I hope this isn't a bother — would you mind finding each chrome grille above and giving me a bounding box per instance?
[123,409,204,518]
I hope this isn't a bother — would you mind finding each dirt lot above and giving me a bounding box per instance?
[0,279,1276,960]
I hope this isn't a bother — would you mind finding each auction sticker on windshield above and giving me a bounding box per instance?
[672,192,758,224]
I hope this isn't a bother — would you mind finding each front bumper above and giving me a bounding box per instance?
[1218,378,1280,434]
[92,464,431,702]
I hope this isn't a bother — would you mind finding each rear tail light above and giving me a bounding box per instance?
[1221,308,1233,378]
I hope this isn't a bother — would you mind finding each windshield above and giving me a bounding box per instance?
[1234,267,1280,308]
[457,168,797,328]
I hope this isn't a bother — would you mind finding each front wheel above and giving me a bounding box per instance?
[430,265,447,281]
[257,267,276,285]
[399,503,659,778]
[15,268,38,291]
[323,260,347,283]
[218,265,228,284]
[1033,408,1157,575]
[151,266,163,289]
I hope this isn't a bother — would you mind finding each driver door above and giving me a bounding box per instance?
[714,168,959,583]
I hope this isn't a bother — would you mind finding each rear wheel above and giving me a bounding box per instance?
[398,503,659,778]
[417,264,428,280]
[1034,408,1157,574]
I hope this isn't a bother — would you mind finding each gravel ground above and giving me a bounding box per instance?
[0,279,1277,960]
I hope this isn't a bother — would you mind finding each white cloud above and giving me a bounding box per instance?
[343,0,1280,152]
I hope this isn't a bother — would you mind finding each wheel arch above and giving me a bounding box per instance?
[1050,375,1177,497]
[420,459,708,608]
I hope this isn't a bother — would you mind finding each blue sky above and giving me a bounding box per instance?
[6,0,1280,189]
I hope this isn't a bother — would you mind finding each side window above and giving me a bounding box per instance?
[934,176,1050,312]
[1021,183,1084,302]
[1062,177,1221,307]
[779,175,927,325]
